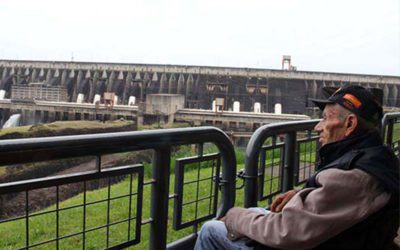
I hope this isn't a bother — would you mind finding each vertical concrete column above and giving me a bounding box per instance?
[72,70,83,102]
[53,69,60,84]
[122,72,133,104]
[49,111,56,123]
[1,67,8,82]
[168,73,176,94]
[177,74,185,94]
[150,73,159,95]
[159,73,167,93]
[68,112,75,121]
[20,109,27,126]
[89,71,99,103]
[60,69,67,87]
[137,114,143,127]
[312,80,318,98]
[389,84,398,107]
[186,74,194,106]
[45,69,52,83]
[383,84,389,106]
[37,110,42,123]
[107,71,115,92]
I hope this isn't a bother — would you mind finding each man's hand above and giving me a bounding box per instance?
[270,189,297,212]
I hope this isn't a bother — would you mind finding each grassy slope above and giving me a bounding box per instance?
[0,121,320,249]
[0,148,284,250]
[0,120,135,139]
[0,164,259,249]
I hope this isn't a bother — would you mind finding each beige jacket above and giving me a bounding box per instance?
[225,168,391,250]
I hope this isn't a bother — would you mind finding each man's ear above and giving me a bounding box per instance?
[345,114,358,136]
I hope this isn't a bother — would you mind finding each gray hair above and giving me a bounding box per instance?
[335,104,378,134]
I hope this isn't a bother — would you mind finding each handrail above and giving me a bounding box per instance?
[245,112,400,208]
[0,126,236,250]
[381,112,400,148]
[244,119,320,207]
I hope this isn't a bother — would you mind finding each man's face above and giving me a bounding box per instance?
[314,104,348,146]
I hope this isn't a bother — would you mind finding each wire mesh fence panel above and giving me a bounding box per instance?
[173,151,220,230]
[295,131,319,185]
[0,164,144,250]
[258,136,284,204]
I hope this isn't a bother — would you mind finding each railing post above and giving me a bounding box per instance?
[386,120,394,146]
[150,147,171,250]
[283,132,296,192]
[244,145,260,208]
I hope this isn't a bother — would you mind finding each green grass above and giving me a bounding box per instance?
[138,122,191,130]
[0,136,318,249]
[0,162,248,249]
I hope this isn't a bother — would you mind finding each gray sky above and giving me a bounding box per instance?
[0,0,399,76]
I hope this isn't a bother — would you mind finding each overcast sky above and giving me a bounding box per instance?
[0,0,399,76]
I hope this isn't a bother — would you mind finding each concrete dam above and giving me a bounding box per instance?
[0,59,399,128]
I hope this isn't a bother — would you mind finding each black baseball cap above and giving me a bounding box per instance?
[310,85,383,125]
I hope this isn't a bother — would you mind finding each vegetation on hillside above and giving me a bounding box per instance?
[0,120,136,139]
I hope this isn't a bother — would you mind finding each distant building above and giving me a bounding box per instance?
[11,84,68,102]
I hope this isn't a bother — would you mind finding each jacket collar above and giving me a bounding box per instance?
[318,131,382,167]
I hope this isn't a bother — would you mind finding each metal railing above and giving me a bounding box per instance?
[381,112,400,156]
[0,127,236,250]
[0,112,398,249]
[243,112,400,208]
[243,120,320,207]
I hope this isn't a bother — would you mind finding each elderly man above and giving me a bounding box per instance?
[195,85,399,250]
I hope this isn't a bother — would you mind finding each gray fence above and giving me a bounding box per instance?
[0,127,236,250]
[243,112,400,208]
[0,112,398,249]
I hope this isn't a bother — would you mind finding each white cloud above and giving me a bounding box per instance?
[0,0,398,75]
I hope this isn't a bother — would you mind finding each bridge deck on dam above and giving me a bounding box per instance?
[0,60,399,117]
[175,109,310,131]
[0,99,138,125]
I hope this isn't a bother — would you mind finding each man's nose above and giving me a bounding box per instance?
[314,122,322,132]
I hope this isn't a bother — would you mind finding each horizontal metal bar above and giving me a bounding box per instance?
[183,176,213,185]
[176,153,220,165]
[167,233,197,250]
[26,192,138,219]
[0,164,142,195]
[182,195,215,206]
[0,127,232,166]
[20,217,140,249]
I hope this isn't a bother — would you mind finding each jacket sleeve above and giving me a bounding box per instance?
[224,168,391,250]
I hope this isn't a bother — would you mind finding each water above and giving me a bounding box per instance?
[2,114,21,128]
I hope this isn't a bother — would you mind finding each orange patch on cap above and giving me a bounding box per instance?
[343,94,362,108]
